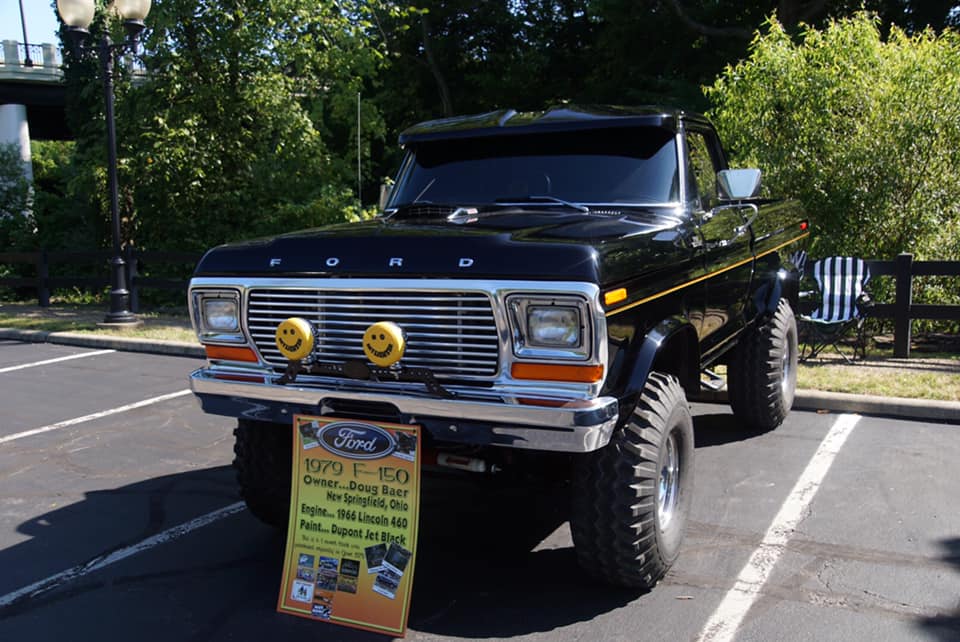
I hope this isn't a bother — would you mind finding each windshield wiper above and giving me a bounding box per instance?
[412,178,437,204]
[493,195,589,213]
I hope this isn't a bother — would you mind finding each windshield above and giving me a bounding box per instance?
[389,126,679,208]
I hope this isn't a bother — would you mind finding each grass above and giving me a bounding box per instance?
[795,352,960,402]
[1,301,958,401]
[0,301,197,343]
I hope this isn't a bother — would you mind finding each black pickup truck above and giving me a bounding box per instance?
[188,105,808,589]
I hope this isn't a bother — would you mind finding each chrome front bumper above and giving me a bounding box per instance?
[189,368,619,453]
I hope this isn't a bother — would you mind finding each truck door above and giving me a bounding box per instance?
[685,128,755,359]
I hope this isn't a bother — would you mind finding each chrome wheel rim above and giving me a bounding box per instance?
[781,333,794,399]
[658,432,680,529]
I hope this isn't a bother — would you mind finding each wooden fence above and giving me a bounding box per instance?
[865,253,960,358]
[0,248,200,313]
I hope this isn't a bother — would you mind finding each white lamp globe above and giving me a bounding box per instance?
[56,0,96,30]
[114,0,152,21]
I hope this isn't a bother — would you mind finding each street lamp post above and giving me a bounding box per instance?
[18,0,33,67]
[56,0,151,326]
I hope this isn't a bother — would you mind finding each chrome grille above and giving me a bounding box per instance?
[247,289,500,379]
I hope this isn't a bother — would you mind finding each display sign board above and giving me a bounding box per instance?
[277,415,420,636]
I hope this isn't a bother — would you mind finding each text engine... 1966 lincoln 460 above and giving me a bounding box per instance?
[187,105,809,589]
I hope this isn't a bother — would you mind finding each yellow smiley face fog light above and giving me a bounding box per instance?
[363,321,406,367]
[275,317,315,361]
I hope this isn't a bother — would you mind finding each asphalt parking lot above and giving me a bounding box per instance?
[0,341,957,641]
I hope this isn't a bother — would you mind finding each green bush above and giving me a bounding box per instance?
[0,142,33,249]
[29,140,101,251]
[706,12,960,265]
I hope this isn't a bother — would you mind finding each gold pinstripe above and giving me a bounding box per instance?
[604,231,809,317]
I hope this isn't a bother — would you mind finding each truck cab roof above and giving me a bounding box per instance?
[398,105,713,145]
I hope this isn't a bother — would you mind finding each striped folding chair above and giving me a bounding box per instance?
[797,256,872,363]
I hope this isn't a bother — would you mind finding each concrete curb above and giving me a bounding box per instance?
[0,328,205,358]
[693,387,960,423]
[3,327,958,423]
[792,389,960,423]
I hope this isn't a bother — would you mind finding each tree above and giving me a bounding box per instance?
[706,12,960,267]
[29,140,86,250]
[0,143,33,249]
[95,0,410,252]
[668,1,959,35]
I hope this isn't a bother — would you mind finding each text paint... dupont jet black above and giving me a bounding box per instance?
[188,105,808,590]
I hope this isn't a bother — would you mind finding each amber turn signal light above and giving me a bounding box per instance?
[604,288,628,306]
[511,362,604,383]
[205,345,259,363]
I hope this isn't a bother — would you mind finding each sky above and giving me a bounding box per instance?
[2,0,61,45]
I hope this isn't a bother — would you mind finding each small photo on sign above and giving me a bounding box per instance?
[337,574,358,594]
[299,420,321,450]
[372,568,402,600]
[392,431,417,462]
[297,553,315,568]
[316,571,338,592]
[382,542,413,576]
[364,543,387,573]
[318,556,339,574]
[291,579,315,604]
[311,603,331,619]
[296,566,315,582]
[339,558,360,578]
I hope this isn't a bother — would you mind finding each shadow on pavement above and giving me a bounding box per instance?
[0,464,647,640]
[0,466,377,641]
[409,475,640,637]
[916,537,960,641]
[1,466,238,599]
[692,411,770,448]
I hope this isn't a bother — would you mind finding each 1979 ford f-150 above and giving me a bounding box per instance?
[188,105,808,589]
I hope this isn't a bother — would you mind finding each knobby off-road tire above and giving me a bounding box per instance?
[570,372,695,589]
[728,298,798,432]
[233,419,292,528]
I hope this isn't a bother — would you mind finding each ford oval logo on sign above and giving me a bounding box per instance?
[318,422,396,460]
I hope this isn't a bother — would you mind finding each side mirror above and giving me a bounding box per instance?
[717,169,761,200]
[378,182,393,211]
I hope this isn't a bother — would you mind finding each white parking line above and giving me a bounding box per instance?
[696,413,861,642]
[0,501,246,608]
[0,389,192,445]
[0,349,116,374]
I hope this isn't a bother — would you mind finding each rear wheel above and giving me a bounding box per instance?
[233,419,291,528]
[728,298,798,432]
[570,372,694,589]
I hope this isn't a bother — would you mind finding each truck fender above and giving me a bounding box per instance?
[751,271,783,318]
[751,264,801,323]
[619,318,699,416]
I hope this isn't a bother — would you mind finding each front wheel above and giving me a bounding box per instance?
[570,372,695,589]
[233,419,291,528]
[728,298,798,432]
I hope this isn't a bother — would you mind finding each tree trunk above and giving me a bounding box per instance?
[420,13,453,117]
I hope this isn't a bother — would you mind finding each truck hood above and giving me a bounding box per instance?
[193,208,690,284]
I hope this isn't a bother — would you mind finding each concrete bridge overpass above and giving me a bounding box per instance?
[1,39,69,184]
